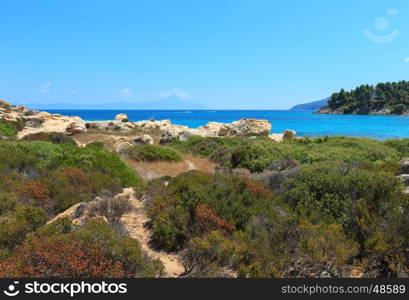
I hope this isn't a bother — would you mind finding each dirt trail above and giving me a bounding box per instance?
[120,188,185,277]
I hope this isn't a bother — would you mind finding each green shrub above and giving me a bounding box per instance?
[0,122,17,138]
[0,141,143,213]
[125,145,182,162]
[230,137,400,172]
[148,170,276,251]
[23,132,76,145]
[283,161,402,225]
[0,205,47,250]
[384,139,409,158]
[169,136,248,158]
[76,220,164,277]
[25,218,165,277]
[182,231,239,277]
[0,193,18,215]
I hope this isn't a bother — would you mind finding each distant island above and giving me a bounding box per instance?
[316,81,409,115]
[290,97,329,111]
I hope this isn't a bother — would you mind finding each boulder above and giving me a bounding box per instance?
[269,133,283,142]
[66,122,87,135]
[116,142,134,154]
[0,100,12,109]
[145,121,156,129]
[398,158,409,174]
[24,117,45,128]
[160,125,191,144]
[85,120,134,131]
[198,122,231,136]
[399,174,409,186]
[114,113,129,122]
[282,129,296,140]
[134,134,154,145]
[371,108,392,115]
[231,118,271,136]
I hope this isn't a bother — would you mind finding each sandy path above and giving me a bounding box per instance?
[121,189,185,277]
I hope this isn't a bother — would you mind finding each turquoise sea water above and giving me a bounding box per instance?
[46,110,409,140]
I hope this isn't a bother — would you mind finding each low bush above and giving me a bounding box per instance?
[148,170,276,251]
[0,122,17,138]
[0,234,129,277]
[22,132,76,145]
[125,145,182,162]
[230,137,400,172]
[169,136,247,157]
[6,218,165,278]
[88,195,133,225]
[0,140,142,213]
[0,205,47,250]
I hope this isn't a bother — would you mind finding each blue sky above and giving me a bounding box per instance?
[1,0,409,109]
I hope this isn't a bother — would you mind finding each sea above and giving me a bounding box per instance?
[45,109,409,140]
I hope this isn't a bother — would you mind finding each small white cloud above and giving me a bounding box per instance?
[40,82,52,94]
[159,88,190,100]
[404,57,409,63]
[119,88,133,99]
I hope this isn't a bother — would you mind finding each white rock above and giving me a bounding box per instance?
[135,134,154,145]
[116,142,134,154]
[114,113,129,122]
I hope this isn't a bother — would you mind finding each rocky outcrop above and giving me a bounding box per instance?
[317,105,409,116]
[115,142,134,154]
[315,106,344,115]
[85,120,135,132]
[158,118,273,143]
[197,122,232,137]
[1,99,295,143]
[230,118,271,136]
[114,113,129,122]
[134,134,154,145]
[134,119,171,130]
[399,158,409,174]
[0,100,88,139]
[66,122,87,135]
[196,118,271,137]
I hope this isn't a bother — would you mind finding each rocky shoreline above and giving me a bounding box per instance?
[0,100,296,142]
[316,106,409,116]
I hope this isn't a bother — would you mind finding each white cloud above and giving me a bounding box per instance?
[119,88,133,99]
[159,88,190,100]
[404,57,409,63]
[40,82,52,94]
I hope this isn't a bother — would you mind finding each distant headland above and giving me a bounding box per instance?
[316,81,409,115]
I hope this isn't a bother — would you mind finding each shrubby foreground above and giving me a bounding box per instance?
[0,129,409,278]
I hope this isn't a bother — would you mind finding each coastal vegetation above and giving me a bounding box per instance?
[0,121,17,138]
[1,101,409,278]
[125,144,182,162]
[318,80,409,115]
[149,136,409,277]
